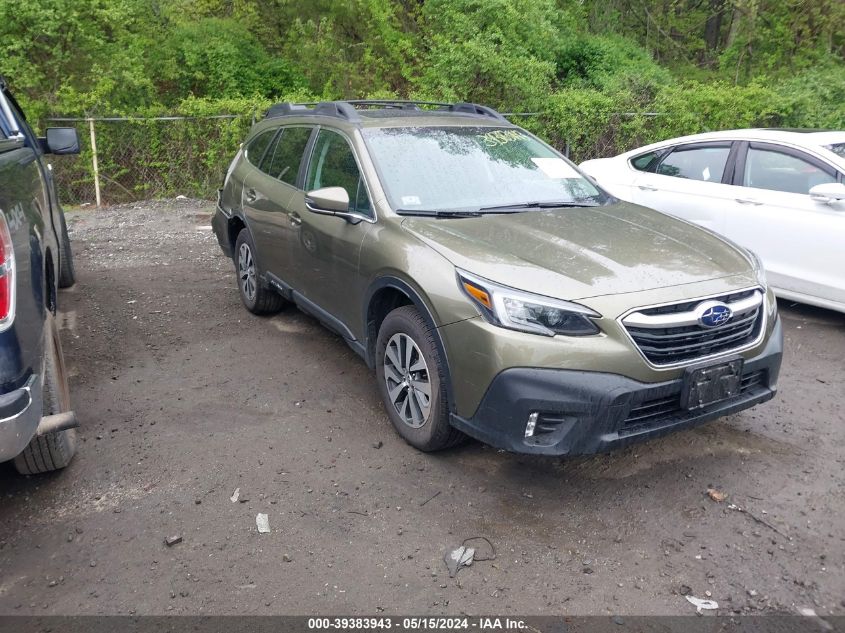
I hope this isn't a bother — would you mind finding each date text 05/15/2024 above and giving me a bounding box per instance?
[306,617,528,631]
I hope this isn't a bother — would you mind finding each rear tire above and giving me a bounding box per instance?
[375,306,465,451]
[57,211,76,288]
[14,312,77,475]
[234,229,284,315]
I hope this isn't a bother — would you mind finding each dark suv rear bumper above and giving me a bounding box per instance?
[450,317,783,456]
[0,374,42,463]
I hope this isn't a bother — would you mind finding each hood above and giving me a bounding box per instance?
[401,201,755,301]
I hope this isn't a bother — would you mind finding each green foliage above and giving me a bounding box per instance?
[415,0,565,109]
[0,0,154,117]
[150,19,306,103]
[775,65,845,129]
[4,0,842,203]
[650,81,787,134]
[278,0,418,98]
[555,34,671,94]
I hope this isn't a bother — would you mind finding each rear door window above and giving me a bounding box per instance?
[262,127,313,186]
[656,145,731,182]
[743,146,837,194]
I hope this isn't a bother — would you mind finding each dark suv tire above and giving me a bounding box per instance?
[234,229,284,315]
[14,312,76,474]
[375,305,465,451]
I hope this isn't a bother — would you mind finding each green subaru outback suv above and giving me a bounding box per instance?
[212,100,782,455]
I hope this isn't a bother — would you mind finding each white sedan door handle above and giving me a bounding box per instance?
[638,185,658,192]
[735,197,763,205]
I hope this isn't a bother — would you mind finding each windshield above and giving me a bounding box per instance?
[363,126,606,212]
[825,143,845,159]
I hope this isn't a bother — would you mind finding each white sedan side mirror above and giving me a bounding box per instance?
[809,182,845,205]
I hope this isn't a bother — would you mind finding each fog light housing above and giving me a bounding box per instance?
[525,412,538,438]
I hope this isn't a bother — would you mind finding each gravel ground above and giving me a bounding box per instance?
[0,199,842,617]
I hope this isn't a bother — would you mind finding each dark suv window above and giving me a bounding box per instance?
[657,145,731,182]
[0,100,10,138]
[262,127,312,186]
[306,129,372,217]
[245,130,276,168]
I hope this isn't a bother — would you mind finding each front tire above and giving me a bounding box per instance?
[375,306,464,451]
[14,312,77,474]
[234,229,284,315]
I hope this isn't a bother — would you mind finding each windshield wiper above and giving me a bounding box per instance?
[478,201,600,212]
[395,208,482,218]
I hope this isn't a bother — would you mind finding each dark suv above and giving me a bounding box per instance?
[0,77,81,474]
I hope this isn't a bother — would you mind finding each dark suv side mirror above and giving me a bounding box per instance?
[305,186,362,224]
[42,127,80,155]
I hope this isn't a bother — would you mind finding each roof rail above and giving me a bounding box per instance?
[265,101,361,122]
[264,100,508,123]
[344,100,450,110]
[265,103,311,118]
[447,102,508,122]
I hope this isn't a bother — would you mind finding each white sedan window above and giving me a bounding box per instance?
[657,146,731,182]
[743,148,836,195]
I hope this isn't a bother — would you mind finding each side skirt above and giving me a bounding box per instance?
[265,272,368,362]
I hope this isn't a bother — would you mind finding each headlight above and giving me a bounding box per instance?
[457,269,601,336]
[747,249,767,287]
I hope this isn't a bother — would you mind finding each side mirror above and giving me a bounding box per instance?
[305,186,361,224]
[809,182,845,205]
[42,127,80,155]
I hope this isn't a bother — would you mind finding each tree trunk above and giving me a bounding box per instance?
[704,0,725,57]
[725,5,743,48]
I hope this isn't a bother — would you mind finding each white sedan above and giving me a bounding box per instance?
[580,129,845,314]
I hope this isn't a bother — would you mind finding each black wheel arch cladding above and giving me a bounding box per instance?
[365,276,456,414]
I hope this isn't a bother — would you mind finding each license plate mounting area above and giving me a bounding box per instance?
[680,358,743,411]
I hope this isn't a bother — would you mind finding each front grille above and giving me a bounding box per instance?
[635,289,756,316]
[621,369,767,431]
[622,290,764,365]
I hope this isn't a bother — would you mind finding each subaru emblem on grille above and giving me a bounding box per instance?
[698,301,733,328]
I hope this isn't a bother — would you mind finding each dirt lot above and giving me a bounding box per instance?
[0,199,843,617]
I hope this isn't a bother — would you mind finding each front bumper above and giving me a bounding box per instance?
[449,317,783,456]
[0,374,42,463]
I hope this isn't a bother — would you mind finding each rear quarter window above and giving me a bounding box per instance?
[825,143,845,159]
[630,151,661,172]
[245,129,276,167]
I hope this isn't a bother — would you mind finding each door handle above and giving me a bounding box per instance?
[289,212,302,227]
[735,197,762,205]
[245,188,257,203]
[638,185,658,192]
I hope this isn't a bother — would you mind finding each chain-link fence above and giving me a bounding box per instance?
[44,111,668,207]
[509,111,670,165]
[44,115,254,206]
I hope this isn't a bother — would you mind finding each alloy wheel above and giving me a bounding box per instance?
[238,242,256,302]
[383,333,432,428]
